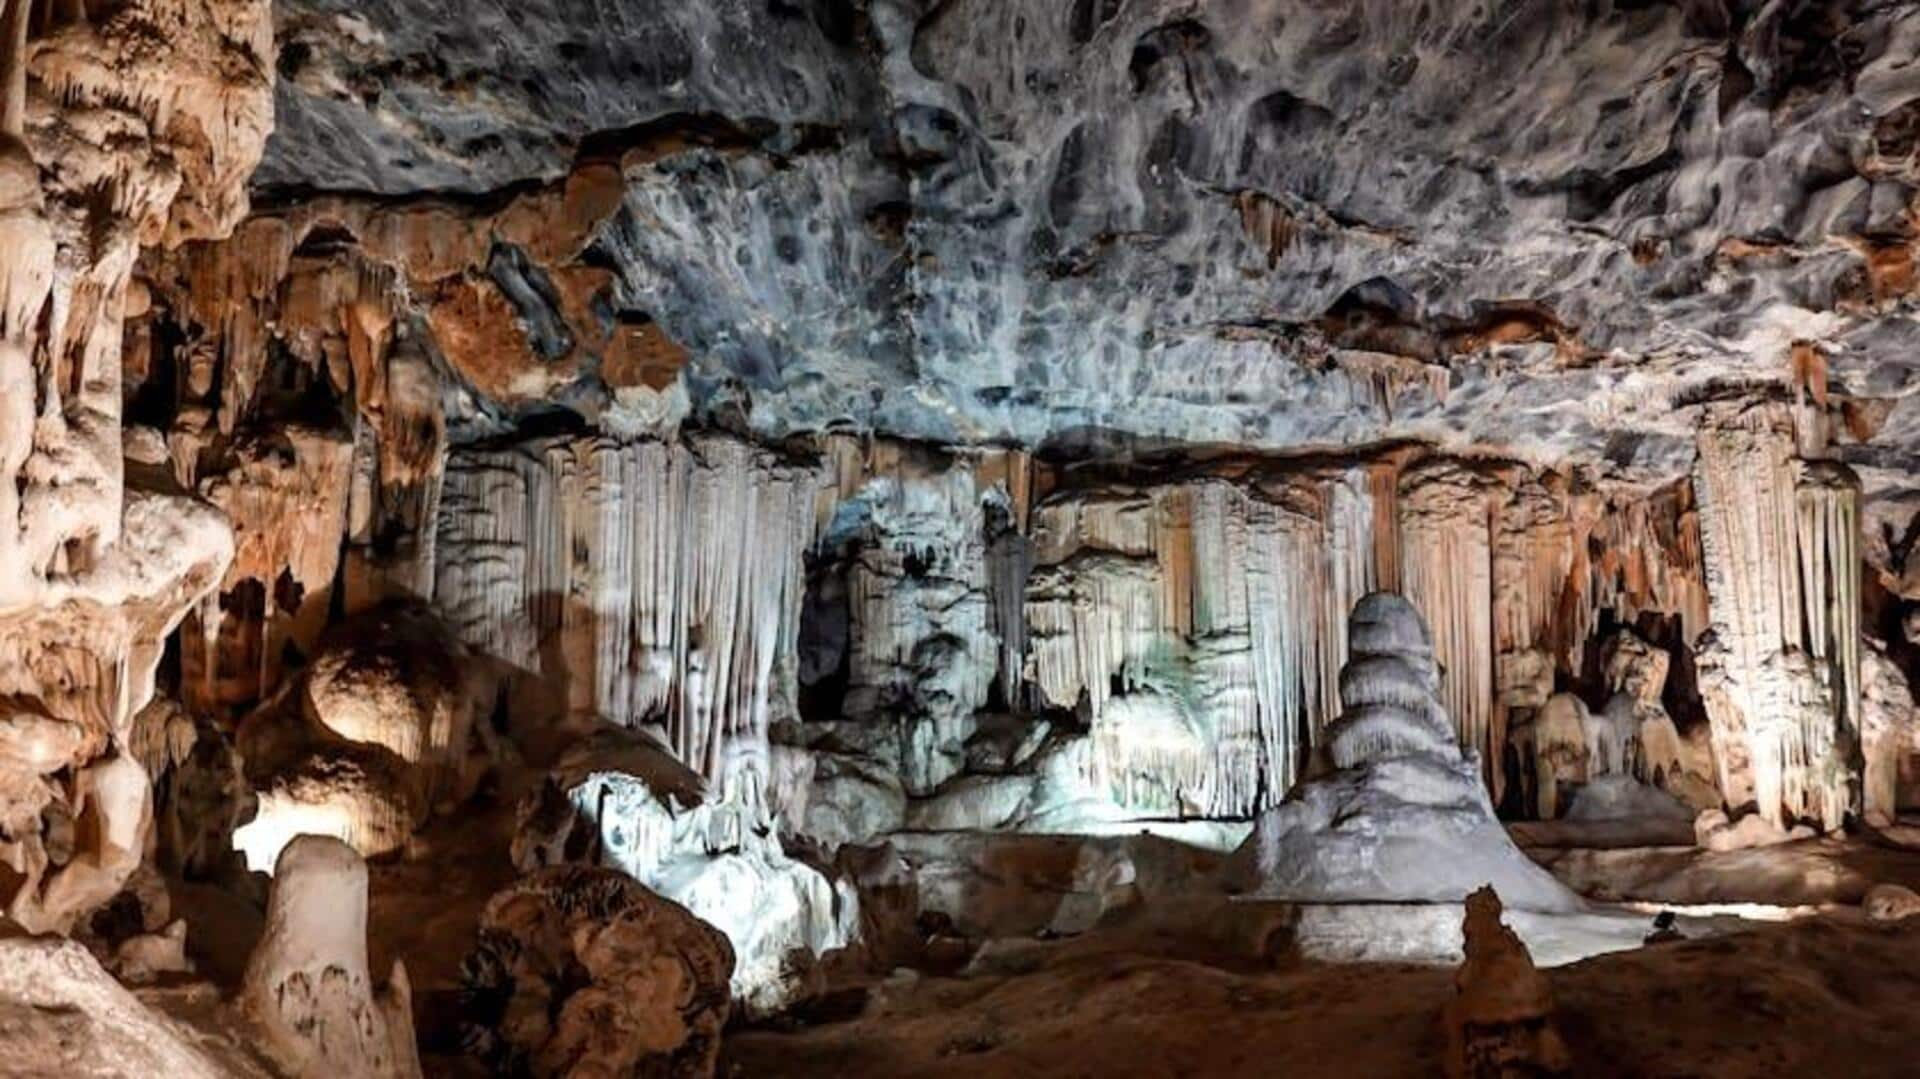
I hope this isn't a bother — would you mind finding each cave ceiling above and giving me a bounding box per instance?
[251,0,1920,495]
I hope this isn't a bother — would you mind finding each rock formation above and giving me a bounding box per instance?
[1233,593,1581,912]
[0,937,236,1078]
[5,0,1920,1072]
[241,834,422,1079]
[0,0,271,935]
[232,604,480,872]
[512,727,854,1017]
[1443,886,1572,1079]
[460,864,733,1079]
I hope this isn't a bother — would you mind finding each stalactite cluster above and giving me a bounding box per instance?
[0,0,269,933]
[1694,406,1861,829]
[1025,477,1350,816]
[435,434,820,789]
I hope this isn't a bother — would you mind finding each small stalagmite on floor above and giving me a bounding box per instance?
[1444,886,1572,1079]
[241,834,423,1079]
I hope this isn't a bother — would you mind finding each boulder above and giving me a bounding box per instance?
[461,865,733,1078]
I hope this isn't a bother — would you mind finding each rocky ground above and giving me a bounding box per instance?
[164,793,1920,1079]
[723,911,1920,1079]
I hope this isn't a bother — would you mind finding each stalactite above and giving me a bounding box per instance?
[1399,461,1498,784]
[435,434,819,790]
[1318,468,1378,731]
[1694,407,1858,829]
[1333,351,1452,419]
[1487,473,1580,804]
[1028,479,1331,816]
[179,426,355,714]
[837,467,999,793]
[0,0,271,941]
[1026,552,1162,725]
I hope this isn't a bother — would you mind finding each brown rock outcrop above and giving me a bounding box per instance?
[1444,886,1572,1079]
[460,865,734,1079]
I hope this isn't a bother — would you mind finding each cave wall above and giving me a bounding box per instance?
[0,0,272,930]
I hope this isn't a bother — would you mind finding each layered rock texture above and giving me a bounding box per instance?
[460,865,734,1079]
[0,0,270,934]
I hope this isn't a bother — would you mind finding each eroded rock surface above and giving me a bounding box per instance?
[1444,887,1573,1079]
[460,864,733,1079]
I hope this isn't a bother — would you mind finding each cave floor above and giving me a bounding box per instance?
[310,805,1920,1078]
[722,912,1920,1078]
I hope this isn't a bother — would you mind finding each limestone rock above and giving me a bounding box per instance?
[241,835,422,1079]
[302,602,483,809]
[233,741,428,874]
[1694,809,1818,853]
[1863,883,1920,923]
[0,0,270,935]
[0,937,233,1078]
[1861,641,1917,828]
[514,727,857,1016]
[1443,887,1572,1079]
[1232,593,1581,912]
[460,865,733,1079]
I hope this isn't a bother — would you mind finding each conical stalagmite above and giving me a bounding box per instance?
[1232,592,1581,912]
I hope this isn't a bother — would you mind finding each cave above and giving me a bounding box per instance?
[4,1,1920,1076]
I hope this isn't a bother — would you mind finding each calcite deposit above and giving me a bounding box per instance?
[1232,593,1581,912]
[4,0,1920,1075]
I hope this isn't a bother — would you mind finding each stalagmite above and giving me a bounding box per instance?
[1232,593,1580,911]
[300,603,481,810]
[241,835,422,1079]
[1444,887,1572,1079]
[1531,694,1591,821]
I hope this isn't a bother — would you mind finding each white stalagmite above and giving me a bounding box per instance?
[1232,592,1581,912]
[1694,408,1859,829]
